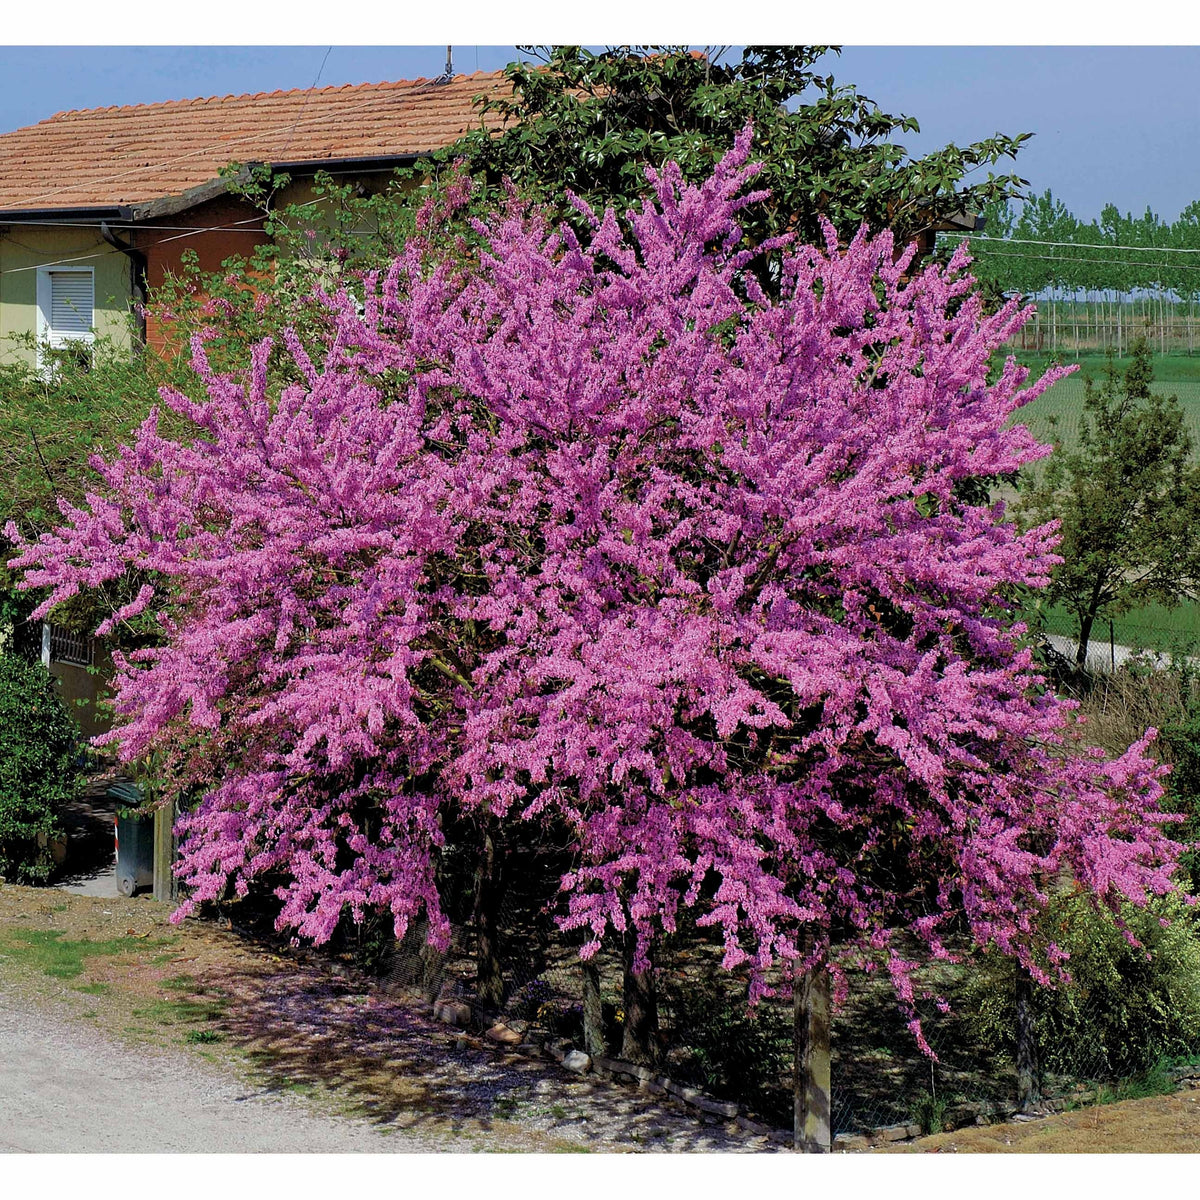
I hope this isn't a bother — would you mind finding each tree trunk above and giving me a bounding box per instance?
[1015,968,1042,1111]
[472,825,506,1009]
[1075,609,1097,669]
[793,935,832,1153]
[620,928,659,1066]
[581,956,605,1058]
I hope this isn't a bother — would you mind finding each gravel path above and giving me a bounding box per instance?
[0,985,442,1153]
[0,978,778,1153]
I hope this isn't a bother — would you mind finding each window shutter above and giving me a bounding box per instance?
[48,271,94,337]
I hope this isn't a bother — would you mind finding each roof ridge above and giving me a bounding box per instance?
[44,69,509,123]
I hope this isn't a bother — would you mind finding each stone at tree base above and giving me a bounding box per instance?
[562,1050,592,1073]
[832,1133,870,1152]
[736,1116,774,1137]
[873,1123,913,1142]
[687,1093,740,1119]
[485,1023,522,1046]
[433,999,471,1027]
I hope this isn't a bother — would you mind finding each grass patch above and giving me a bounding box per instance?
[1095,1061,1181,1106]
[0,929,140,980]
[131,994,228,1026]
[73,982,110,995]
[183,1029,224,1045]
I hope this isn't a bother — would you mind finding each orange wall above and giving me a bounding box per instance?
[131,195,270,358]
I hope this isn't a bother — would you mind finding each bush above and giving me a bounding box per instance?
[0,656,80,883]
[963,893,1200,1085]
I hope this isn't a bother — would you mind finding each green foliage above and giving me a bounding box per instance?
[445,46,1029,254]
[911,1090,950,1134]
[963,895,1200,1083]
[1154,662,1200,888]
[1019,338,1200,666]
[660,972,793,1125]
[0,331,176,542]
[0,657,79,883]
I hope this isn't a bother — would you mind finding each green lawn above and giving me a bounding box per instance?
[1002,353,1200,657]
[1029,601,1200,657]
[1008,352,1200,460]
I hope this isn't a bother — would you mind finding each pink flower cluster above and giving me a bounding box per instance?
[8,130,1186,1004]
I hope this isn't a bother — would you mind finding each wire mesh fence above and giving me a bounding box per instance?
[367,878,1198,1138]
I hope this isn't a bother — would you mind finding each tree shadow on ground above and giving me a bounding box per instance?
[192,945,773,1152]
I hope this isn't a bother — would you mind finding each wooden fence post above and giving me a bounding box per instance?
[793,935,832,1153]
[152,794,177,902]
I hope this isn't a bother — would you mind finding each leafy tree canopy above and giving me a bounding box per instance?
[436,45,1032,250]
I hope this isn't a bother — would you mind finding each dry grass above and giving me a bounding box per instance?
[883,1085,1200,1153]
[1065,665,1194,758]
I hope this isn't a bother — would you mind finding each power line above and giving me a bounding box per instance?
[962,233,1200,256]
[0,199,325,278]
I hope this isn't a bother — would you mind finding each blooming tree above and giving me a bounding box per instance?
[8,131,1186,1023]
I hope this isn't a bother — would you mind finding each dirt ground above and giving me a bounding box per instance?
[882,1088,1200,1153]
[5,881,1200,1153]
[0,882,777,1153]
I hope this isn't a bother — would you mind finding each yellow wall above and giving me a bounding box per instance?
[0,225,134,366]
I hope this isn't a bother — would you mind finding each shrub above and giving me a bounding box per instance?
[963,894,1200,1084]
[0,656,80,883]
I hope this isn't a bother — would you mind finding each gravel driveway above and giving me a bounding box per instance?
[0,986,443,1153]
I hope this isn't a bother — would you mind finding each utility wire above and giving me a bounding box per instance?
[0,199,324,278]
[960,233,1200,256]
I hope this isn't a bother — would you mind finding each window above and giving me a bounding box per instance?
[36,266,95,372]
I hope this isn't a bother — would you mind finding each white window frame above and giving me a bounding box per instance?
[36,265,96,374]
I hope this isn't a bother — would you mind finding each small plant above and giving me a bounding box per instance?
[184,1028,224,1045]
[912,1090,950,1135]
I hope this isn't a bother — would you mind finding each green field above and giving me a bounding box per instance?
[1031,601,1200,658]
[1007,353,1200,656]
[1008,352,1200,460]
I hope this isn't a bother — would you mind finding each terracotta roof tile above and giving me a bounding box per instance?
[0,71,510,213]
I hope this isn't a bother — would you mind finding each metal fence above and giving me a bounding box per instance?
[369,884,1195,1138]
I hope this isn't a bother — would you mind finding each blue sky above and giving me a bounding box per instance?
[1,45,1197,224]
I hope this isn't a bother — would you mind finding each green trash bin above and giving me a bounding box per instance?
[110,783,153,897]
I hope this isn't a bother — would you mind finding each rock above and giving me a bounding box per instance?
[485,1023,522,1046]
[516,1042,542,1055]
[595,1056,654,1082]
[737,1116,775,1137]
[873,1123,913,1143]
[562,1049,592,1074]
[433,999,471,1027]
[905,1123,921,1139]
[687,1093,740,1119]
[833,1133,870,1152]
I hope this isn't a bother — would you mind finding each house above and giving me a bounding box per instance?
[0,70,509,367]
[0,71,513,762]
